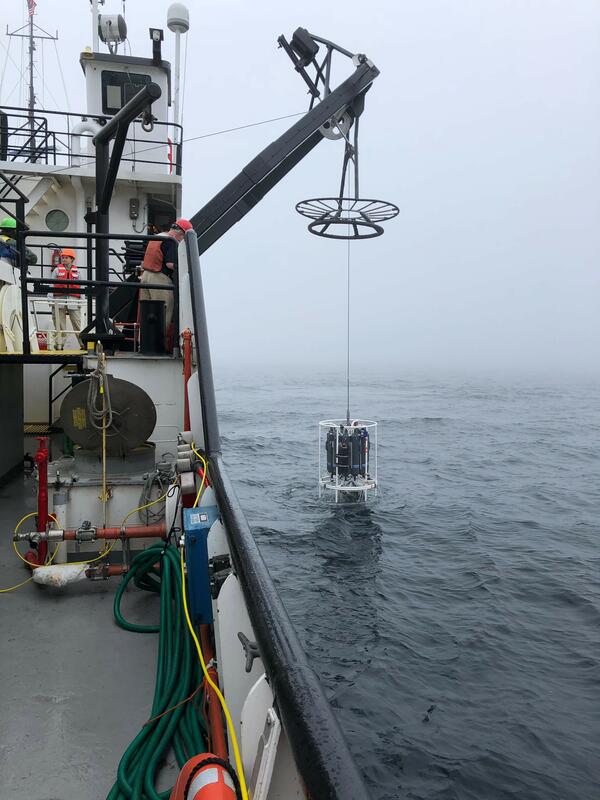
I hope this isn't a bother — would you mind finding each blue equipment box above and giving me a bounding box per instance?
[183,505,220,625]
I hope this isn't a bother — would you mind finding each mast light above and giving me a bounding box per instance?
[98,14,127,47]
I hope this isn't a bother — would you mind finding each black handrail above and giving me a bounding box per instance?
[0,103,183,134]
[0,105,182,172]
[185,231,371,799]
[0,171,30,202]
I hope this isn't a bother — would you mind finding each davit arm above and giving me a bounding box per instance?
[191,28,380,255]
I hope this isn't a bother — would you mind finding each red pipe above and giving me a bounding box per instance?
[62,522,166,540]
[197,466,210,488]
[28,436,49,565]
[182,328,193,431]
[85,565,128,578]
[200,624,228,760]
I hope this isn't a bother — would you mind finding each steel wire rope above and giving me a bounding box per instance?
[52,38,71,112]
[0,36,27,95]
[29,111,307,178]
[180,28,188,130]
[0,37,11,99]
[346,164,356,425]
[33,60,62,115]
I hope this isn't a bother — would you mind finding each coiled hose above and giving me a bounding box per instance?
[107,543,208,800]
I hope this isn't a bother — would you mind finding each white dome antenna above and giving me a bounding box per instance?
[167,4,190,140]
[167,3,190,34]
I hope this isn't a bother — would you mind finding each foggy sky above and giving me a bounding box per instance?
[2,0,599,376]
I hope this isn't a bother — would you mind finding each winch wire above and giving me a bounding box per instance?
[108,543,207,800]
[346,234,351,425]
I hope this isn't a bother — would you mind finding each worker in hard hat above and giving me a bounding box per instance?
[0,216,37,266]
[139,218,192,342]
[50,248,83,351]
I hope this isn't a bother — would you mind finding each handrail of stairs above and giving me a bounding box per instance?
[0,171,30,203]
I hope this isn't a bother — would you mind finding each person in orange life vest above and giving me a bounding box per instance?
[51,247,83,350]
[139,218,193,337]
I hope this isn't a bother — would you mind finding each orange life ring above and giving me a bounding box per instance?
[169,754,238,800]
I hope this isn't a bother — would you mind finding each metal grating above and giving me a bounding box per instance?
[24,423,52,434]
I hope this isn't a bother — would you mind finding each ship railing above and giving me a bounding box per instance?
[184,231,371,800]
[0,105,182,178]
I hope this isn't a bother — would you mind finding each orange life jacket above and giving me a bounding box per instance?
[142,238,174,274]
[53,264,80,298]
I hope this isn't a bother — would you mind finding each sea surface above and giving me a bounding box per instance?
[214,369,600,800]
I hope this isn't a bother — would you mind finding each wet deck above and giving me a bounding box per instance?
[0,472,171,798]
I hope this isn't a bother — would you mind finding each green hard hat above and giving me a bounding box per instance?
[0,216,16,229]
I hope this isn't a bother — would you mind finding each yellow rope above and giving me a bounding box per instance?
[11,512,61,568]
[179,546,248,800]
[0,576,34,593]
[2,512,61,591]
[190,443,208,508]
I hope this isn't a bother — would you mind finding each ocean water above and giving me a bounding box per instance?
[214,370,600,800]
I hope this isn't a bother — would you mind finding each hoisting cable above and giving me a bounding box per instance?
[346,233,351,426]
[344,123,360,425]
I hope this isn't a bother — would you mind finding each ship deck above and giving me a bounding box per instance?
[0,472,177,798]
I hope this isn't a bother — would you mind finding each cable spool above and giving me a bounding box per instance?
[61,375,157,455]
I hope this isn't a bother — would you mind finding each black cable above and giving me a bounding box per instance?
[183,756,242,800]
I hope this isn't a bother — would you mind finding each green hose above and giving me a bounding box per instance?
[107,543,208,800]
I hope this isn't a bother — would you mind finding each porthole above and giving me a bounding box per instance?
[46,209,69,232]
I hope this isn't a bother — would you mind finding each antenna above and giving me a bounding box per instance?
[6,2,58,162]
[167,3,190,144]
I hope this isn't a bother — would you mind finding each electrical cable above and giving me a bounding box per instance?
[179,546,248,800]
[9,481,176,575]
[121,480,178,528]
[2,513,60,591]
[191,442,208,508]
[11,511,60,568]
[190,444,208,508]
[0,575,35,593]
[138,465,174,524]
[37,481,177,569]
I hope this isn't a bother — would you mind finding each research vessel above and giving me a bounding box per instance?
[0,3,395,797]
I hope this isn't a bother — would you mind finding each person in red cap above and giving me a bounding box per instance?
[50,247,83,350]
[139,218,192,341]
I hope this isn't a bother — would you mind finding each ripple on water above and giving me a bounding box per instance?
[216,372,600,799]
